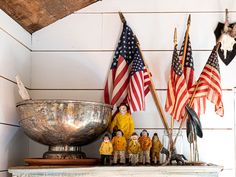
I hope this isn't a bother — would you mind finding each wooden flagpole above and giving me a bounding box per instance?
[119,12,126,24]
[118,12,171,135]
[170,14,191,146]
[181,15,191,68]
[171,28,178,132]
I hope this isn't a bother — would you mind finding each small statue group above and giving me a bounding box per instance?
[99,129,163,166]
[99,103,163,166]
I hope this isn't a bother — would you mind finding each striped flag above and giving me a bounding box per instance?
[165,44,189,121]
[104,23,151,113]
[179,35,194,89]
[189,45,224,117]
[179,34,205,116]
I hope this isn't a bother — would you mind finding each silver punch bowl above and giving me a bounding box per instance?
[16,99,112,159]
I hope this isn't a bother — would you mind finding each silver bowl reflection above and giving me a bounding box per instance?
[16,99,112,159]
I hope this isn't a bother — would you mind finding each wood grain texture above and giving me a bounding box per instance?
[0,0,99,33]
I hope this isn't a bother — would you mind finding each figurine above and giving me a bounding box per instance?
[138,129,152,165]
[99,134,113,165]
[111,129,127,165]
[151,133,163,165]
[161,147,187,165]
[109,103,134,140]
[127,132,141,166]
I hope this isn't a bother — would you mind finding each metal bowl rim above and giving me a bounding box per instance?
[16,99,113,108]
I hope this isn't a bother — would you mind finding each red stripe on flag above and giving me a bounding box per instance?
[113,57,129,88]
[128,71,145,112]
[111,77,129,105]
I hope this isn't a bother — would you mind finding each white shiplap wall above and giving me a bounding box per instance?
[30,1,236,177]
[0,10,31,177]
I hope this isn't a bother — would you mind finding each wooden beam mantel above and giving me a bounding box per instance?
[9,166,223,177]
[0,0,99,33]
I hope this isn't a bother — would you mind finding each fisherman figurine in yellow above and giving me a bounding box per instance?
[151,133,163,165]
[109,103,134,140]
[111,129,127,165]
[128,132,141,166]
[138,129,152,165]
[99,134,113,165]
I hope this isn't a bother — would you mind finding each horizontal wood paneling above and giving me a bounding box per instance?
[196,130,235,168]
[32,14,102,50]
[31,52,111,89]
[0,10,31,172]
[100,13,231,51]
[0,78,23,125]
[32,13,236,51]
[31,51,236,89]
[0,124,28,171]
[28,139,47,158]
[0,10,31,49]
[0,27,31,87]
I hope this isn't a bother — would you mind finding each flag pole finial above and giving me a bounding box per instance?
[223,9,229,33]
[225,8,229,23]
[174,28,177,46]
[181,15,191,67]
[187,14,191,25]
[118,12,126,24]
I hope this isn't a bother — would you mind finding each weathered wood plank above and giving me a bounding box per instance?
[0,0,99,33]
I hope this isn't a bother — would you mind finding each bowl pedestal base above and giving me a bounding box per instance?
[43,145,86,159]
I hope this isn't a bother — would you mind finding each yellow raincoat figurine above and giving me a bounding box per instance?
[138,129,152,165]
[151,133,163,165]
[128,132,141,166]
[111,130,127,165]
[109,103,134,140]
[99,134,113,165]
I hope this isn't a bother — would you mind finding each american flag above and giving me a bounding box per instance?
[104,23,151,113]
[179,35,194,89]
[165,44,189,121]
[189,45,224,117]
[179,34,205,116]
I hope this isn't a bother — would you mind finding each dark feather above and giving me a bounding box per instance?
[186,117,194,143]
[185,105,203,138]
